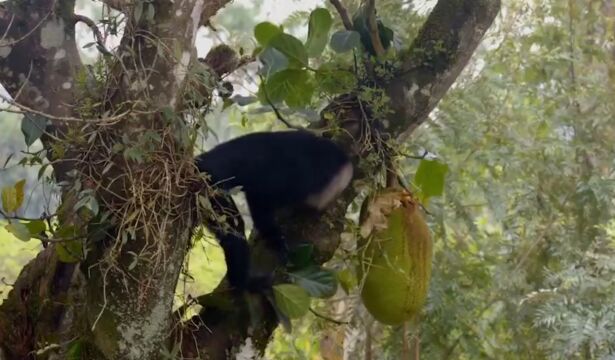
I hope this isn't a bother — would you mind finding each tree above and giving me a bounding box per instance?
[0,0,499,358]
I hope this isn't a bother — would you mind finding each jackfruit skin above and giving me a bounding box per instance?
[359,192,432,326]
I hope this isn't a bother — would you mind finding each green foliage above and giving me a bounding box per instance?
[4,222,30,242]
[24,220,46,235]
[21,114,47,147]
[269,33,309,68]
[289,267,338,299]
[54,225,82,263]
[254,22,282,46]
[253,6,361,114]
[414,159,448,205]
[314,64,356,95]
[66,340,83,360]
[258,47,290,75]
[305,8,333,57]
[273,284,311,319]
[329,30,361,53]
[177,234,227,296]
[258,69,314,108]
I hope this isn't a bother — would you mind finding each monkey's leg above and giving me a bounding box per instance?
[208,194,251,290]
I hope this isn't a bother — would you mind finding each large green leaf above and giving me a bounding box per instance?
[414,159,448,204]
[258,46,289,76]
[273,284,310,319]
[5,222,31,241]
[305,8,333,57]
[254,22,282,46]
[269,33,308,68]
[259,69,314,107]
[21,114,47,147]
[329,30,361,53]
[285,81,315,108]
[24,220,46,235]
[290,266,338,298]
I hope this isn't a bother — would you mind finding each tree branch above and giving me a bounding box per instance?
[385,0,501,138]
[366,0,386,57]
[330,0,354,30]
[72,14,110,55]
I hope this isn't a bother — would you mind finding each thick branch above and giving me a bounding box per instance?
[0,0,81,177]
[366,0,386,57]
[385,0,501,137]
[330,0,354,30]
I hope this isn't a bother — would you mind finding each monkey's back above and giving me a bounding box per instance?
[195,131,350,208]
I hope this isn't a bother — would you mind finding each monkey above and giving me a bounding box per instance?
[195,130,353,291]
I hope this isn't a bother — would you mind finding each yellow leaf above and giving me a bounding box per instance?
[1,179,26,213]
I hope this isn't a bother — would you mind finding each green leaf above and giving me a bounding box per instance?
[21,114,47,147]
[37,163,51,180]
[315,65,357,95]
[290,267,338,298]
[259,69,314,108]
[273,284,310,319]
[269,33,308,68]
[337,268,357,293]
[56,240,82,263]
[414,159,449,204]
[254,22,282,46]
[134,1,144,23]
[24,220,46,235]
[258,47,289,76]
[5,222,31,241]
[285,81,315,108]
[55,225,82,263]
[329,30,361,53]
[75,195,99,217]
[2,153,14,168]
[66,340,83,360]
[145,3,155,22]
[1,179,26,213]
[305,8,333,57]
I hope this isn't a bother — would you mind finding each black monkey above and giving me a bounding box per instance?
[195,131,353,291]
